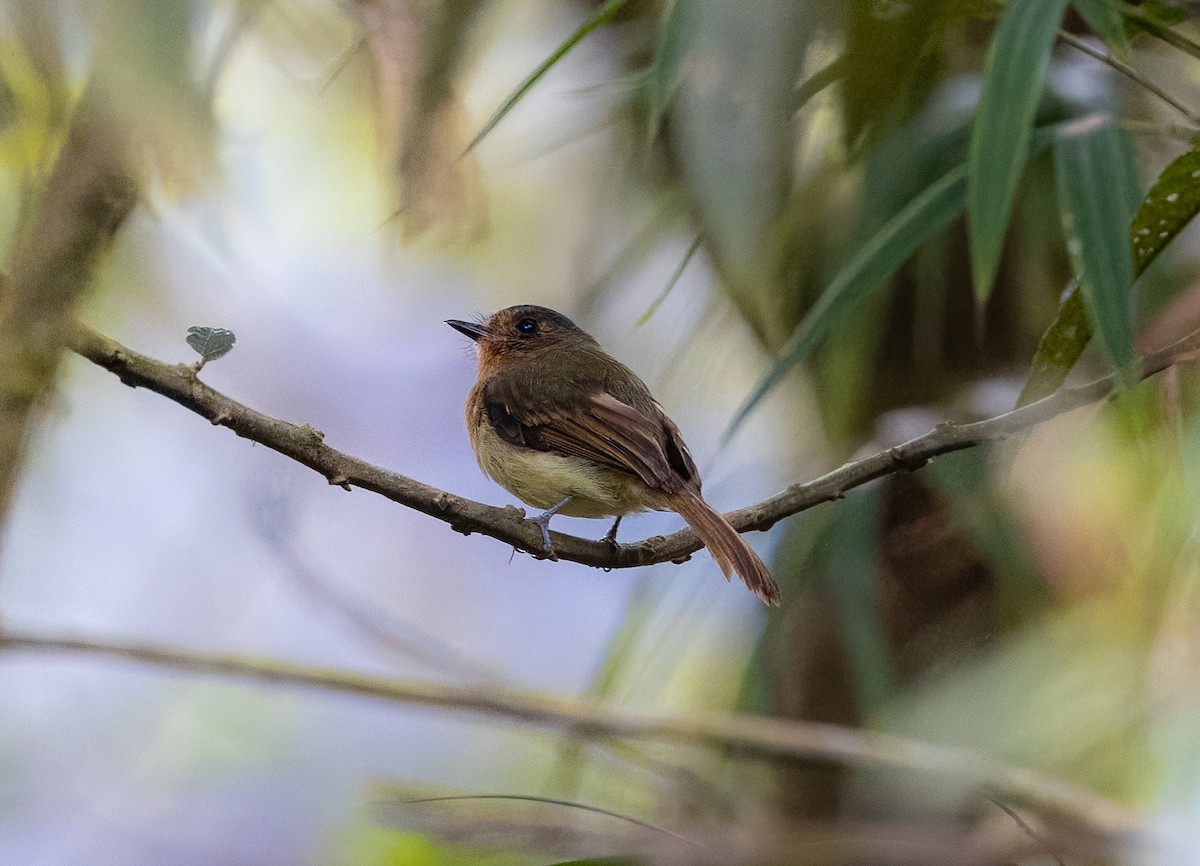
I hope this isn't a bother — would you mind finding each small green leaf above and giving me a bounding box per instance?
[1130,143,1200,279]
[1017,279,1092,406]
[464,0,631,154]
[1072,0,1130,57]
[967,0,1069,303]
[726,162,968,436]
[1053,120,1140,376]
[186,326,237,362]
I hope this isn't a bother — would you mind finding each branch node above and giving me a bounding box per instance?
[209,410,231,426]
[301,424,325,443]
[327,474,351,491]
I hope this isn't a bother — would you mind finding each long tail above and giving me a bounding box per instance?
[669,489,781,607]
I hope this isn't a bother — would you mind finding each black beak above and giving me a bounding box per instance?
[446,319,487,342]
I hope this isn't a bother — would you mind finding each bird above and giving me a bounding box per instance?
[447,304,780,606]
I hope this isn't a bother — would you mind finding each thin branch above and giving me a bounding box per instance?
[66,324,1200,571]
[397,794,700,847]
[0,625,1160,857]
[1059,30,1199,125]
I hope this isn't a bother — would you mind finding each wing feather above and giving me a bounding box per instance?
[482,380,697,494]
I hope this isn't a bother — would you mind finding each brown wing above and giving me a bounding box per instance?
[483,380,699,494]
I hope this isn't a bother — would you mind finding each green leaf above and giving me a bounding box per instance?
[725,162,967,437]
[791,54,846,117]
[0,70,16,133]
[841,0,958,148]
[646,0,692,138]
[967,0,1069,303]
[464,0,631,154]
[1072,0,1130,57]
[186,326,237,363]
[1122,2,1200,62]
[1020,138,1200,405]
[1130,143,1200,279]
[1053,119,1140,376]
[1017,279,1092,406]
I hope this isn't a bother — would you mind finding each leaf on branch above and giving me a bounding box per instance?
[186,326,236,363]
[967,0,1069,305]
[1053,119,1140,379]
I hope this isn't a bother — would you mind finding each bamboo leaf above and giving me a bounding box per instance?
[792,54,845,117]
[729,123,1061,434]
[637,234,703,325]
[646,0,691,138]
[1072,0,1130,57]
[464,0,631,154]
[1017,280,1092,405]
[1053,120,1140,377]
[726,163,967,437]
[1130,143,1200,279]
[1020,139,1200,404]
[967,0,1069,303]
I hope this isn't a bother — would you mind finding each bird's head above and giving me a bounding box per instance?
[446,305,597,374]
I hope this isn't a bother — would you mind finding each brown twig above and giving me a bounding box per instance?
[0,625,1163,859]
[66,324,1200,570]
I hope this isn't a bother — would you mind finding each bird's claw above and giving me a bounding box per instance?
[528,496,570,561]
[600,515,622,548]
[532,514,556,555]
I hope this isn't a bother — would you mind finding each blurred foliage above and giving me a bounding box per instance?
[7,0,1200,863]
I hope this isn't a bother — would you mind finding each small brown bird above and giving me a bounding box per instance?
[447,305,780,606]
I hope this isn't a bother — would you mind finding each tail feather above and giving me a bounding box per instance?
[670,489,781,607]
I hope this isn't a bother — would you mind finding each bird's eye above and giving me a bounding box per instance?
[516,318,538,335]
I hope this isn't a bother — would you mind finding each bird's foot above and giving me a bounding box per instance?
[600,515,623,548]
[531,512,557,558]
[529,497,571,560]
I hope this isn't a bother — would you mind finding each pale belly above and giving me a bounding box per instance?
[470,415,652,518]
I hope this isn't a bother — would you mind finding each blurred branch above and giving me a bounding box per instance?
[67,325,1200,570]
[0,624,1159,858]
[0,104,137,527]
[1058,30,1198,124]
